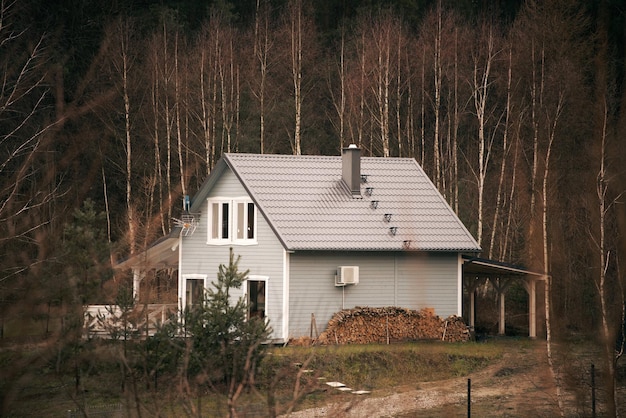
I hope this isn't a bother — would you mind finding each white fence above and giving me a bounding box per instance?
[83,304,177,339]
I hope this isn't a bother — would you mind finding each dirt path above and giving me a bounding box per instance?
[283,341,576,417]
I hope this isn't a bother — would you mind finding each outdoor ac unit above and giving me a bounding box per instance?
[335,266,359,286]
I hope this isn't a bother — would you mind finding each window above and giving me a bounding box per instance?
[246,280,265,319]
[208,198,257,244]
[183,274,207,307]
[209,200,230,242]
[244,275,268,320]
[234,200,256,242]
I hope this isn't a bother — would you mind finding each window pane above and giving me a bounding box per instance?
[211,203,219,239]
[247,203,255,239]
[237,202,244,239]
[222,202,229,239]
[186,279,204,306]
[247,280,265,319]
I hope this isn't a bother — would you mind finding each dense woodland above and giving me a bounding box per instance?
[1,0,626,414]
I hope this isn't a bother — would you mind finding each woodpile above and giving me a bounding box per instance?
[313,307,470,345]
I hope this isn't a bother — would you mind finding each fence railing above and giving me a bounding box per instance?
[83,303,178,339]
[67,402,122,418]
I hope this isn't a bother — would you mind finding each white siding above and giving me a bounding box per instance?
[288,251,459,338]
[180,169,286,340]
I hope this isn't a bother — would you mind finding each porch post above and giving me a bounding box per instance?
[528,278,536,338]
[470,289,476,329]
[465,277,485,332]
[132,269,145,301]
[523,278,537,338]
[498,290,506,335]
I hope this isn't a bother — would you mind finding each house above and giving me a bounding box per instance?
[113,146,546,342]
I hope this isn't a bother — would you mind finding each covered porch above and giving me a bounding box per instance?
[85,232,181,338]
[463,256,548,338]
[114,232,181,302]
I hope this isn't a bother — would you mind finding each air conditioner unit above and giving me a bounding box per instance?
[335,266,359,286]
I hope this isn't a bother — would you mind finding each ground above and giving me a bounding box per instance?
[282,340,586,418]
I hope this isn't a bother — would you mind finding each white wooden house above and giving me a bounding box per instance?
[112,146,546,341]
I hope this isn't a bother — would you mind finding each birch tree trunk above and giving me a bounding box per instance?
[253,0,271,154]
[452,28,459,214]
[528,41,541,263]
[488,47,513,259]
[161,21,174,231]
[396,30,402,157]
[200,47,212,175]
[149,36,166,235]
[359,30,366,150]
[596,99,618,417]
[380,27,390,158]
[331,28,346,148]
[174,32,186,197]
[542,92,564,416]
[113,18,136,254]
[289,0,303,155]
[432,0,443,187]
[420,47,426,166]
[471,26,497,248]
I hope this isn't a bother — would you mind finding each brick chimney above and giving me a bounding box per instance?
[342,144,361,197]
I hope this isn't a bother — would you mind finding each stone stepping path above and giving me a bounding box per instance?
[293,363,371,396]
[324,380,370,395]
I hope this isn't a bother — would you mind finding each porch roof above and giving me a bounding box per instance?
[462,255,546,278]
[114,227,181,271]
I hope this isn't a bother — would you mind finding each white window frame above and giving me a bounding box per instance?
[243,275,269,322]
[207,197,257,245]
[207,198,232,244]
[233,198,258,245]
[182,273,207,307]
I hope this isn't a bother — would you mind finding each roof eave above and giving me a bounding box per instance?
[223,154,291,252]
[188,159,229,213]
[114,227,181,271]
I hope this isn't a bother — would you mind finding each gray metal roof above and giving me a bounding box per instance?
[220,153,480,252]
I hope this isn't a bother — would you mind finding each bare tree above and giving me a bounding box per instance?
[470,23,502,247]
[94,16,142,254]
[120,18,137,254]
[252,0,274,154]
[594,99,621,416]
[432,0,443,185]
[488,46,513,259]
[540,89,564,416]
[369,11,395,157]
[329,25,347,149]
[218,21,240,154]
[147,33,166,235]
[174,32,187,197]
[0,1,56,280]
[196,21,218,172]
[288,0,304,155]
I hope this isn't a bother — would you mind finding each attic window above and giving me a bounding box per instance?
[389,227,398,236]
[235,201,256,241]
[360,174,369,183]
[210,200,230,241]
[365,187,373,197]
[384,213,392,222]
[370,200,379,209]
[208,198,257,245]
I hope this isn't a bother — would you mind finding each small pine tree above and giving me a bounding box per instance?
[60,199,113,307]
[151,248,270,416]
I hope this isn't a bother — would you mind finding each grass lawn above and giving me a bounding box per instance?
[1,338,511,417]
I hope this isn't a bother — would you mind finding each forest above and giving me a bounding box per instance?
[0,0,625,414]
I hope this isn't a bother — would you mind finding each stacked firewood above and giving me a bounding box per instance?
[315,306,470,345]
